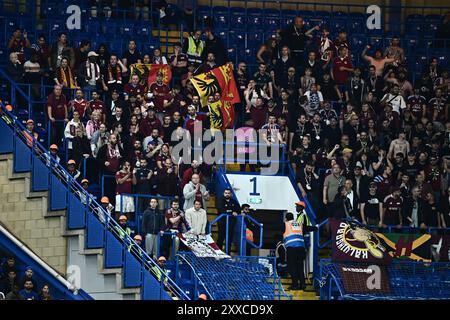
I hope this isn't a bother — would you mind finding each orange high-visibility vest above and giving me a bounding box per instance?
[246,228,254,242]
[283,221,305,248]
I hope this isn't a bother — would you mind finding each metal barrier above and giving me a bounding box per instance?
[0,101,190,300]
[208,213,264,256]
[319,259,450,300]
[176,251,291,300]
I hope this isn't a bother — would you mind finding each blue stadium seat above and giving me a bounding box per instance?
[247,8,263,30]
[101,20,118,35]
[136,23,151,37]
[213,6,229,30]
[281,9,297,28]
[230,7,246,30]
[228,30,245,48]
[120,22,135,37]
[247,31,264,47]
[84,19,101,36]
[263,9,280,31]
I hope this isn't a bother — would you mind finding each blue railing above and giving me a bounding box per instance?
[0,100,190,300]
[207,213,264,256]
[176,251,291,300]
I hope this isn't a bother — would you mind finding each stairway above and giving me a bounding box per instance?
[0,153,140,299]
[151,30,188,56]
[0,112,185,300]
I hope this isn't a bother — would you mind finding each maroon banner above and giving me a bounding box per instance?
[339,264,391,294]
[331,219,392,264]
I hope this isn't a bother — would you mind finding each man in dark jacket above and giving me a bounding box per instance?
[402,186,427,228]
[203,28,227,66]
[142,198,165,260]
[216,188,241,253]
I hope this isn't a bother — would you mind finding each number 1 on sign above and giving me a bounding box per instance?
[250,177,260,196]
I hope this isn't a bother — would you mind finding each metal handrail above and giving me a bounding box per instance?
[0,101,190,300]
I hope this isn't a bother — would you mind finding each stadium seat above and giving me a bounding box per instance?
[120,22,135,36]
[247,8,263,30]
[230,7,246,30]
[213,6,229,30]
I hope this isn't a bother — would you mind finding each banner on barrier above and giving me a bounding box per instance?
[178,233,231,259]
[339,264,391,294]
[330,219,391,264]
[376,233,433,262]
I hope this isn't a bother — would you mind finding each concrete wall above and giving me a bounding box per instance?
[0,157,67,275]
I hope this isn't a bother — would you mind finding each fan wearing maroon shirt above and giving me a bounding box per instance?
[185,105,206,137]
[406,88,427,121]
[124,74,146,99]
[7,28,31,64]
[69,89,89,120]
[427,88,449,123]
[97,134,124,175]
[148,72,170,117]
[169,42,188,78]
[381,187,403,227]
[139,108,163,138]
[89,90,106,123]
[47,84,68,146]
[163,85,184,116]
[115,160,134,221]
[332,46,353,86]
[250,97,268,130]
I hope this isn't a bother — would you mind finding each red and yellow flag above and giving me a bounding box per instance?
[129,63,172,85]
[190,63,240,130]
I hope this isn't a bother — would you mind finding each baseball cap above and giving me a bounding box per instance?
[295,201,306,207]
[355,162,363,169]
[134,235,142,241]
[100,196,109,204]
[50,144,58,150]
[87,51,99,57]
[118,215,128,222]
[26,119,34,124]
[5,104,13,112]
[198,294,208,300]
[81,179,89,184]
[67,159,76,165]
[157,256,167,262]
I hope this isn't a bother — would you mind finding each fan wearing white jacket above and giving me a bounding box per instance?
[185,200,207,236]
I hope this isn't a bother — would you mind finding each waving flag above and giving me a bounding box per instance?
[129,63,172,85]
[190,63,240,130]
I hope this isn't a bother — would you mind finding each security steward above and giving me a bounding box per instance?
[283,212,316,290]
[183,29,205,66]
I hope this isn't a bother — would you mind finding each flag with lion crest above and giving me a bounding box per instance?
[190,63,240,130]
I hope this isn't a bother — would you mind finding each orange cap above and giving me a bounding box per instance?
[49,144,58,150]
[295,201,306,207]
[134,235,142,241]
[118,215,128,221]
[81,179,89,184]
[5,105,13,112]
[67,159,76,165]
[26,119,34,124]
[198,294,207,300]
[100,196,109,204]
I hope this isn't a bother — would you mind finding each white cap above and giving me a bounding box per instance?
[87,51,99,57]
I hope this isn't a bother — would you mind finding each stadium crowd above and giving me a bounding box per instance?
[4,10,450,260]
[0,256,53,300]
